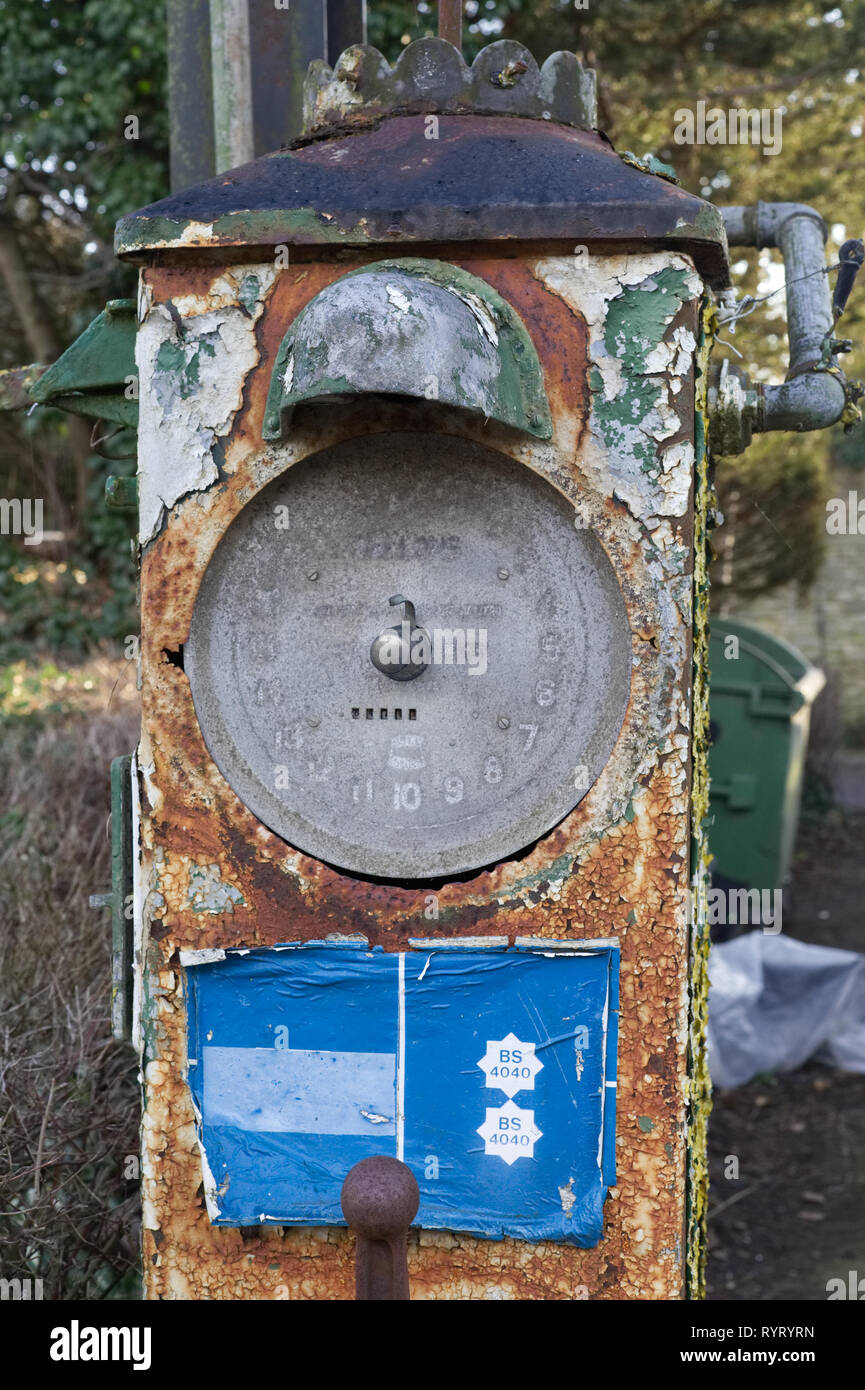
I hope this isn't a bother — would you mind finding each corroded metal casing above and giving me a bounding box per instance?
[118,38,726,1301]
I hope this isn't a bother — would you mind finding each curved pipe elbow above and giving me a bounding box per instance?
[760,372,848,434]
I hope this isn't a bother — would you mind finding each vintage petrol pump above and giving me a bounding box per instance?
[25,33,854,1300]
[109,37,728,1299]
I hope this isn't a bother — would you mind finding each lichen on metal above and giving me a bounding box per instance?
[684,295,717,1300]
[302,37,597,133]
[619,151,680,185]
[262,258,552,441]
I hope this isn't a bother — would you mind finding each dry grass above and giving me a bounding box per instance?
[0,657,142,1299]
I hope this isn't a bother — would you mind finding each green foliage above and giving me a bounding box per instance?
[0,0,168,234]
[0,450,136,665]
[710,433,830,597]
[370,0,525,60]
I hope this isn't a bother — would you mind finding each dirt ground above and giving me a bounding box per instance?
[706,789,865,1302]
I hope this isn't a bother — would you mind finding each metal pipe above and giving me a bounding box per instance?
[327,0,367,67]
[759,373,846,434]
[719,201,848,438]
[439,0,463,51]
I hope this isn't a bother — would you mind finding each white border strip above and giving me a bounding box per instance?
[396,953,406,1160]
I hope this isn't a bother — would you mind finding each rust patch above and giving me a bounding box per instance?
[460,257,589,448]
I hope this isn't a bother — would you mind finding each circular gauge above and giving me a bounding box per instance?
[185,432,631,878]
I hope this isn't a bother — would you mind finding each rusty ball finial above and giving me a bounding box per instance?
[340,1155,419,1240]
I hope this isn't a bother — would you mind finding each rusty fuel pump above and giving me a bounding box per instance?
[16,23,861,1302]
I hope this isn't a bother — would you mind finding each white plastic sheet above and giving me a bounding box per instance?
[707,931,865,1088]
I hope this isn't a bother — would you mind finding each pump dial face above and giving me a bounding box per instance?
[185,433,632,879]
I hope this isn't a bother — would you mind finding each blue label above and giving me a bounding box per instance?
[186,941,618,1245]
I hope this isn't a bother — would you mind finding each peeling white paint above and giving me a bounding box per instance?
[136,264,276,545]
[558,1177,576,1216]
[386,283,412,313]
[533,252,702,527]
[459,290,499,347]
[130,751,145,1060]
[198,1136,225,1221]
[282,351,294,394]
[137,277,152,324]
[137,726,162,815]
[177,218,216,246]
[179,947,227,966]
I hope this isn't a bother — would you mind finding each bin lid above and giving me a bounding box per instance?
[710,618,826,705]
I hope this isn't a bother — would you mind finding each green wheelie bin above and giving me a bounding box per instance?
[708,618,825,894]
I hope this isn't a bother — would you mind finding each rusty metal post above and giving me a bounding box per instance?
[167,0,215,192]
[327,0,367,68]
[340,1156,419,1300]
[438,0,463,51]
[249,0,328,152]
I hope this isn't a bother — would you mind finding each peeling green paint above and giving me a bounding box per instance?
[637,1115,654,1133]
[619,151,680,185]
[590,268,695,483]
[669,202,728,247]
[115,206,373,258]
[604,268,692,373]
[28,297,139,428]
[155,332,218,403]
[238,273,262,318]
